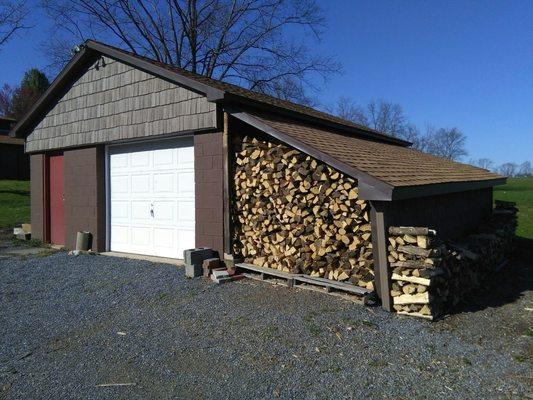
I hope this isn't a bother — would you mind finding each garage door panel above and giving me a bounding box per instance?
[111,175,129,195]
[111,201,130,220]
[177,200,195,228]
[177,172,194,195]
[109,138,195,258]
[111,225,129,245]
[177,230,195,254]
[130,151,151,168]
[152,201,176,226]
[131,174,151,194]
[153,173,176,194]
[111,153,129,168]
[131,226,152,246]
[177,147,194,168]
[153,228,176,251]
[131,201,152,222]
[153,148,175,167]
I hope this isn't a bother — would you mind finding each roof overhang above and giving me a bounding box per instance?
[223,95,412,148]
[227,108,507,201]
[227,108,395,201]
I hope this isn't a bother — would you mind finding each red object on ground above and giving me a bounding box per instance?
[49,155,65,245]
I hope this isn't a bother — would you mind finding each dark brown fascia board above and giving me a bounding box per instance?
[222,95,412,148]
[23,126,217,155]
[391,177,507,200]
[11,47,97,138]
[85,41,225,102]
[227,108,395,201]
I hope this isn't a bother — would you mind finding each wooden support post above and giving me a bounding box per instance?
[370,201,393,311]
[222,112,232,255]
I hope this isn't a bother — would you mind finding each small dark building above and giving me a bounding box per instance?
[0,116,29,180]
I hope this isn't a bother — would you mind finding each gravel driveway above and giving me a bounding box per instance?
[0,246,531,399]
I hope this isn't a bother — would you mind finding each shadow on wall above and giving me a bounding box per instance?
[449,237,533,315]
[0,189,30,196]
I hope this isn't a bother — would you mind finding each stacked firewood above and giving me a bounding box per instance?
[389,201,518,320]
[232,136,374,289]
[388,227,440,319]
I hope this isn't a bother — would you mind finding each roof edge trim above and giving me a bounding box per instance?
[227,108,395,201]
[224,95,412,148]
[391,177,507,200]
[11,46,93,137]
[85,41,225,101]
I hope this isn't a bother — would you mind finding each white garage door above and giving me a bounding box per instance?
[108,138,195,258]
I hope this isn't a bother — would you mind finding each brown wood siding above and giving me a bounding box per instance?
[26,56,217,153]
[386,188,493,240]
[63,146,106,251]
[194,132,224,257]
[30,154,45,241]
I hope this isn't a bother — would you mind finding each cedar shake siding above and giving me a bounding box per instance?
[194,132,224,257]
[26,56,217,153]
[30,154,45,241]
[64,147,106,252]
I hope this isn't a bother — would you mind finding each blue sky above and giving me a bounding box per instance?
[1,0,531,166]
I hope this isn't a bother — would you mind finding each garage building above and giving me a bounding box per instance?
[12,40,505,312]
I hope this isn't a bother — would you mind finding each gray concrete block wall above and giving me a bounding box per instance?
[30,154,45,241]
[63,146,106,251]
[194,132,224,257]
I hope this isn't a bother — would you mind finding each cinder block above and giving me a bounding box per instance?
[183,247,215,265]
[185,263,203,278]
[203,258,221,277]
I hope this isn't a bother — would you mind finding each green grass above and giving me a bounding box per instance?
[494,177,533,239]
[0,180,30,229]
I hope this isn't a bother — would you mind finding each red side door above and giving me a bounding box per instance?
[49,155,65,245]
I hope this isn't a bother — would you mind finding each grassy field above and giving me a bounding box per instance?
[0,180,30,229]
[494,177,533,239]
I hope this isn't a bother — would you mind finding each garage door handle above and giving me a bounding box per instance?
[150,203,154,218]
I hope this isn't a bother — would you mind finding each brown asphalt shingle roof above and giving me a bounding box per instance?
[87,40,408,146]
[243,110,502,188]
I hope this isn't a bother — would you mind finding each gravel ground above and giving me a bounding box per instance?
[0,244,531,400]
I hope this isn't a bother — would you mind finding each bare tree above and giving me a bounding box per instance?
[499,162,517,177]
[424,127,468,161]
[0,83,13,116]
[331,97,430,150]
[469,158,494,171]
[40,0,340,104]
[518,161,532,177]
[366,99,406,137]
[334,97,367,125]
[0,0,30,51]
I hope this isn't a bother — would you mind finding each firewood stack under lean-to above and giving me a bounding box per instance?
[232,135,375,290]
[389,201,517,320]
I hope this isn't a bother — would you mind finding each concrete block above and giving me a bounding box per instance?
[183,247,215,265]
[185,263,203,278]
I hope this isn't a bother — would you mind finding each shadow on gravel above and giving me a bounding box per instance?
[448,237,533,316]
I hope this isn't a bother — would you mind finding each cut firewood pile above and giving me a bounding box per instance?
[389,200,518,320]
[232,135,374,290]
